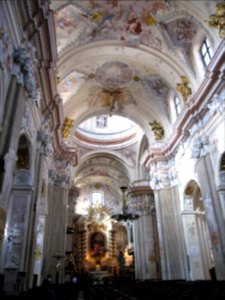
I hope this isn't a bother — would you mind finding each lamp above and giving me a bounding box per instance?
[111,186,139,222]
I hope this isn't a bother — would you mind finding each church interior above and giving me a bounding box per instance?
[0,0,225,299]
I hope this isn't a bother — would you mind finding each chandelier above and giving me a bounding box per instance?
[111,186,139,222]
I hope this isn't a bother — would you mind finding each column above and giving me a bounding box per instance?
[44,165,71,284]
[191,136,225,279]
[150,162,186,280]
[217,171,225,222]
[65,187,79,280]
[128,180,159,280]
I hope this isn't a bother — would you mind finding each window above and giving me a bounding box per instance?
[200,38,213,66]
[174,95,181,116]
[90,191,104,206]
[220,152,225,171]
[96,116,108,128]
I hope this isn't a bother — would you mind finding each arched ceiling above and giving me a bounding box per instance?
[49,0,219,193]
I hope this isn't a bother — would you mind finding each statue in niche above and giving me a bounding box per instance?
[149,120,164,140]
[16,147,29,169]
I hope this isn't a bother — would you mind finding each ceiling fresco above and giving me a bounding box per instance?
[54,0,169,53]
[57,71,85,104]
[94,61,134,89]
[50,0,220,196]
[164,17,198,49]
[74,154,130,189]
[53,0,214,122]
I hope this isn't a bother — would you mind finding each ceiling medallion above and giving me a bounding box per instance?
[95,61,134,89]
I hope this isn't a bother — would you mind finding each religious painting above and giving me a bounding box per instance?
[90,232,106,258]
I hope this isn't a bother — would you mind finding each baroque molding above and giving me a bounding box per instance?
[12,47,41,105]
[0,25,13,72]
[37,129,53,156]
[206,90,225,115]
[191,135,209,160]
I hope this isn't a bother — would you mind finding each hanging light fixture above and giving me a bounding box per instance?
[111,186,139,222]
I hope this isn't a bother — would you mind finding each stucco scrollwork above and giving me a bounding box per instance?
[49,159,73,188]
[12,47,41,105]
[54,174,72,188]
[0,26,13,72]
[191,136,209,160]
[37,129,53,156]
[150,175,163,191]
[206,90,225,115]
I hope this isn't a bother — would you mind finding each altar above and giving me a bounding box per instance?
[89,270,110,280]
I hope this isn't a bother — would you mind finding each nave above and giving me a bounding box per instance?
[2,278,225,300]
[0,0,225,297]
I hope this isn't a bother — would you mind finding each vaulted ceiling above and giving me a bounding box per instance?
[49,0,220,194]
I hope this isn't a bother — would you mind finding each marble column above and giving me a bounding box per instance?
[191,137,225,279]
[154,187,186,280]
[44,177,69,284]
[0,77,25,209]
[149,163,186,281]
[128,180,159,280]
[65,187,79,280]
[27,128,54,288]
[217,171,225,222]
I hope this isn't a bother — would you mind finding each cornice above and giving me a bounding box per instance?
[19,0,78,165]
[143,39,225,167]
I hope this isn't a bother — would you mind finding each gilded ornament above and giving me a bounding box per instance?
[145,15,156,26]
[185,186,194,196]
[208,3,225,38]
[62,117,74,138]
[90,11,102,22]
[86,204,111,224]
[56,71,61,83]
[87,73,95,79]
[149,120,164,140]
[133,75,140,81]
[176,76,192,102]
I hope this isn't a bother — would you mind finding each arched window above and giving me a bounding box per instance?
[90,190,104,206]
[168,91,182,123]
[96,115,108,128]
[174,95,181,116]
[200,38,213,67]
